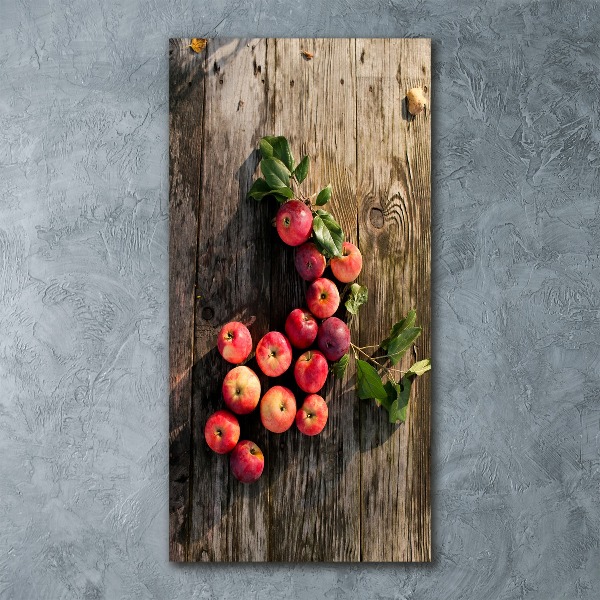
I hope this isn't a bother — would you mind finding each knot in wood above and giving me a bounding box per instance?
[369,207,384,229]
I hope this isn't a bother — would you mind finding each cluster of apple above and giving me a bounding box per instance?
[203,199,362,484]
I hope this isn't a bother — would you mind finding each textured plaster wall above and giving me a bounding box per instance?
[1,0,599,598]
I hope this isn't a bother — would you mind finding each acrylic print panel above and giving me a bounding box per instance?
[169,38,431,562]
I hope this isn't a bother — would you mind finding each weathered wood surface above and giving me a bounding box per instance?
[169,37,431,562]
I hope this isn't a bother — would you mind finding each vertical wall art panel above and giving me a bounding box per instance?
[169,38,431,562]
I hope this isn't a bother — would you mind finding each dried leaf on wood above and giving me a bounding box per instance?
[189,38,207,53]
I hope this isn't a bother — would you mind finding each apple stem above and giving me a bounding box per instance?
[350,343,403,381]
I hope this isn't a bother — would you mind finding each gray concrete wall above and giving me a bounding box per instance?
[1,1,598,598]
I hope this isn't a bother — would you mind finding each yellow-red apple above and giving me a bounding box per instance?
[330,241,363,283]
[222,366,261,414]
[216,321,252,364]
[255,331,292,377]
[306,277,340,319]
[204,410,240,454]
[276,199,313,246]
[293,350,328,393]
[296,394,328,436]
[260,385,297,433]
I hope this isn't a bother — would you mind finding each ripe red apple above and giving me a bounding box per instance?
[296,394,328,436]
[317,317,351,361]
[230,440,265,483]
[306,277,340,319]
[330,241,363,283]
[260,385,297,433]
[294,350,329,394]
[216,321,252,364]
[255,331,293,377]
[204,410,240,454]
[222,366,261,415]
[285,308,318,349]
[276,199,313,246]
[294,242,326,281]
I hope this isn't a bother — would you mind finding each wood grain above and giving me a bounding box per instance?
[189,38,272,562]
[168,38,205,562]
[355,38,431,561]
[268,38,360,561]
[169,37,431,562]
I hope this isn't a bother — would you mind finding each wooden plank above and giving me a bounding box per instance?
[170,37,431,562]
[355,38,431,561]
[189,38,272,562]
[168,38,205,562]
[268,38,361,561]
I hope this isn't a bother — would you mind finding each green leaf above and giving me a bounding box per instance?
[247,178,272,201]
[386,327,422,365]
[388,376,411,424]
[293,155,310,184]
[356,359,387,401]
[381,309,417,349]
[271,137,295,171]
[261,157,290,189]
[315,184,332,206]
[312,209,344,258]
[260,136,294,171]
[405,359,431,378]
[332,354,349,379]
[259,138,274,159]
[270,186,294,199]
[345,283,368,315]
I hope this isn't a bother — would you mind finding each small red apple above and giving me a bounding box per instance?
[296,394,328,436]
[222,366,261,414]
[330,241,363,283]
[276,199,313,246]
[230,440,265,483]
[204,410,240,454]
[317,317,350,361]
[260,385,297,433]
[293,350,329,394]
[294,242,326,281]
[255,331,293,377]
[284,308,318,349]
[306,277,340,319]
[216,321,252,364]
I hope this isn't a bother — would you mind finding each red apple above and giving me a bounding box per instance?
[294,242,326,281]
[317,317,350,361]
[222,366,261,415]
[260,385,297,433]
[204,410,240,454]
[330,241,363,283]
[216,321,252,364]
[276,199,313,246]
[285,308,318,349]
[294,350,329,394]
[230,440,264,483]
[296,394,328,436]
[306,277,340,319]
[255,331,292,377]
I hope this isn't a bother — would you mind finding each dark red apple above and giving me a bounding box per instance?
[294,242,326,281]
[230,440,264,483]
[317,317,350,362]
